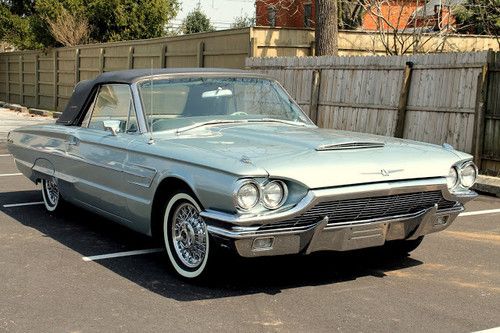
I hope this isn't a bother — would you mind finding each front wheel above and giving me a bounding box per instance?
[163,192,212,279]
[41,177,64,212]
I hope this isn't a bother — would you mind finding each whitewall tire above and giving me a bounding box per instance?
[41,177,62,212]
[163,192,211,279]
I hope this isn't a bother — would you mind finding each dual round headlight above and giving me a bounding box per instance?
[446,167,459,189]
[459,163,477,188]
[447,162,477,191]
[235,180,287,211]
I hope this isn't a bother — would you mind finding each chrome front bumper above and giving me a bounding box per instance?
[208,205,463,257]
[203,178,476,258]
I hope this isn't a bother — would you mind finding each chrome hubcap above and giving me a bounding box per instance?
[45,179,59,206]
[172,202,207,268]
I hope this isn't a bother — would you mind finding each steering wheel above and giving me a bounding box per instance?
[230,111,248,116]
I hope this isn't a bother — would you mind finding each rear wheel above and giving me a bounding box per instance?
[41,177,64,212]
[163,191,213,280]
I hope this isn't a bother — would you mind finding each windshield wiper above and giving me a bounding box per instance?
[175,119,247,134]
[248,118,309,127]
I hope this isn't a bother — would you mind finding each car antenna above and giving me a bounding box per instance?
[148,59,155,145]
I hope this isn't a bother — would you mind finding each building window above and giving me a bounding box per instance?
[268,7,276,27]
[304,3,312,27]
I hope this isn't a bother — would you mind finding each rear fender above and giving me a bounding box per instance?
[32,158,55,181]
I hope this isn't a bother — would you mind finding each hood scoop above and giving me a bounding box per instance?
[316,141,385,151]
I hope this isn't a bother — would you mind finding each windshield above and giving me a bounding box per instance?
[138,77,313,132]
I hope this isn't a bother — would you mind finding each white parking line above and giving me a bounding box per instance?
[0,154,12,157]
[459,208,500,217]
[3,201,44,208]
[473,327,500,333]
[82,248,163,262]
[0,173,22,177]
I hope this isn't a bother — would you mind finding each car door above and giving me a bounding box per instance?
[66,84,140,222]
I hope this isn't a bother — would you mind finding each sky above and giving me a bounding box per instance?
[170,0,256,30]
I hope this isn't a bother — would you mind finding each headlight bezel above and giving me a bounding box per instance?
[234,179,289,212]
[447,161,478,193]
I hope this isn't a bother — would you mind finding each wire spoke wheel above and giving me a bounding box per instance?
[42,178,60,211]
[172,202,207,268]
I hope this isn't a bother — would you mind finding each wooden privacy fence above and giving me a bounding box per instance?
[247,51,500,174]
[1,27,499,113]
[0,28,252,112]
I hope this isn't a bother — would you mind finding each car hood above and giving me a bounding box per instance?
[154,124,469,189]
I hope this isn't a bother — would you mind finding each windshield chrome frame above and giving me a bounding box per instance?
[130,82,149,134]
[132,73,316,133]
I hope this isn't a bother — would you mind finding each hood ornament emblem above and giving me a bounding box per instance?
[362,169,404,176]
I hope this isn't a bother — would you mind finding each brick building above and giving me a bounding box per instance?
[255,0,460,31]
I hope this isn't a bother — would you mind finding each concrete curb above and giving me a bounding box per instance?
[473,175,500,198]
[0,101,59,119]
[29,108,61,119]
[0,102,28,113]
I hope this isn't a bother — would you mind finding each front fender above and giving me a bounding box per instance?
[154,164,240,214]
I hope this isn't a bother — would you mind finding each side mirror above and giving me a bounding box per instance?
[102,119,121,136]
[104,126,117,136]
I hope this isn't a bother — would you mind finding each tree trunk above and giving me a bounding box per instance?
[315,0,339,56]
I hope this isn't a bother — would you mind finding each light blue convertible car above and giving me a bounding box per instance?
[7,68,478,279]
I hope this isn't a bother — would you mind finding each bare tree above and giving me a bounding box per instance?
[255,0,339,55]
[45,7,90,47]
[255,0,301,26]
[359,0,454,55]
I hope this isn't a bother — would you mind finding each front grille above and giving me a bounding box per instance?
[258,191,458,231]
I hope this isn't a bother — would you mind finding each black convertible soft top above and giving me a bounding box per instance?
[56,68,258,125]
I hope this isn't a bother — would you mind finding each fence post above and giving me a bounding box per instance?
[127,46,134,69]
[74,48,80,84]
[249,37,258,58]
[309,41,316,56]
[53,50,58,110]
[472,50,494,169]
[309,69,321,125]
[394,61,414,138]
[197,41,204,68]
[19,55,24,105]
[34,54,39,108]
[160,45,167,68]
[5,57,9,102]
[98,48,104,74]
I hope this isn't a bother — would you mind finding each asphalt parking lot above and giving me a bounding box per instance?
[1,140,499,333]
